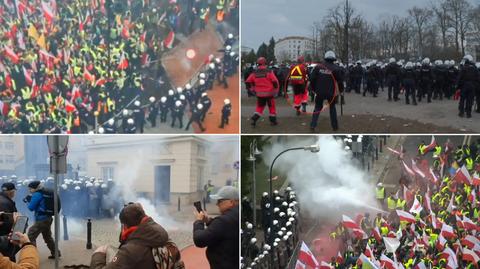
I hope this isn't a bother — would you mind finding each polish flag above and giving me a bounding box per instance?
[4,46,19,63]
[423,136,437,154]
[372,227,382,242]
[319,261,334,269]
[117,53,129,70]
[461,235,480,249]
[352,228,368,240]
[364,243,373,258]
[163,30,175,49]
[441,223,456,239]
[70,86,82,103]
[409,196,423,214]
[472,172,480,186]
[41,2,54,23]
[413,261,427,269]
[121,26,130,39]
[424,191,432,213]
[31,79,39,98]
[64,100,76,113]
[336,251,343,264]
[453,165,472,185]
[140,31,146,42]
[440,246,458,268]
[462,216,478,231]
[446,257,457,269]
[436,234,447,251]
[412,160,426,178]
[297,241,319,268]
[446,195,455,213]
[403,186,414,203]
[402,160,415,177]
[342,215,359,229]
[295,260,305,269]
[23,66,32,86]
[396,209,416,223]
[83,67,95,82]
[462,248,480,265]
[380,254,397,269]
[387,146,404,159]
[456,215,464,229]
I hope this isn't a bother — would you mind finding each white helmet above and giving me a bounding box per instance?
[149,96,156,103]
[108,118,114,125]
[176,87,183,94]
[160,96,167,103]
[201,92,207,97]
[175,100,182,107]
[179,94,185,100]
[228,33,234,39]
[75,186,81,190]
[405,61,413,69]
[463,54,474,63]
[168,90,174,96]
[199,73,206,79]
[226,45,232,51]
[98,127,105,134]
[122,109,129,116]
[127,118,134,124]
[450,60,455,66]
[134,100,140,106]
[215,58,221,63]
[61,184,68,190]
[324,50,336,60]
[197,103,203,110]
[209,63,215,69]
[199,79,205,85]
[185,83,192,90]
[101,184,107,189]
[389,57,396,63]
[356,60,361,65]
[230,52,235,57]
[476,63,480,69]
[422,58,430,65]
[224,99,230,105]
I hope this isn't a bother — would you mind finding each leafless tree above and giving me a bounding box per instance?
[408,6,433,58]
[445,0,473,55]
[432,0,451,50]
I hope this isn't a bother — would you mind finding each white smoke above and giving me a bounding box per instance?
[262,136,380,219]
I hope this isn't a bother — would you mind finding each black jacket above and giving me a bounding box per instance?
[309,61,344,96]
[193,205,239,269]
[0,193,17,236]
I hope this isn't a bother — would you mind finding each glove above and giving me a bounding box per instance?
[23,195,32,204]
[454,89,461,100]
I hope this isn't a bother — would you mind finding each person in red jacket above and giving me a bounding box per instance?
[245,57,279,127]
[287,56,308,115]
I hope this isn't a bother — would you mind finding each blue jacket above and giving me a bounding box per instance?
[27,191,49,221]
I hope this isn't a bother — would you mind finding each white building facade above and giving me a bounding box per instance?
[275,36,314,62]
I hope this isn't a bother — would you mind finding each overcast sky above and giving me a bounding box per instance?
[241,0,477,49]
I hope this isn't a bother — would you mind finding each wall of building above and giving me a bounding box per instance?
[275,36,314,62]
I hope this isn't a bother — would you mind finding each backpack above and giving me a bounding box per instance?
[39,188,61,216]
[152,240,185,269]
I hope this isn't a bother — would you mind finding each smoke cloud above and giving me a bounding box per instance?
[262,136,381,220]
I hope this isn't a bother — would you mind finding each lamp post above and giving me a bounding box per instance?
[268,145,320,244]
[246,139,262,228]
[47,136,69,269]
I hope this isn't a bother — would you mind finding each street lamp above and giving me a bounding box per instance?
[246,139,262,228]
[47,136,69,269]
[268,144,319,243]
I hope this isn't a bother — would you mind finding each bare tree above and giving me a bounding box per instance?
[445,0,473,55]
[432,0,451,50]
[408,6,433,58]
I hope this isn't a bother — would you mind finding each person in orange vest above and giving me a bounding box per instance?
[245,57,279,127]
[287,56,309,115]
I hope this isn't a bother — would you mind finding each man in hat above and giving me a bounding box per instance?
[26,181,58,259]
[0,182,19,261]
[193,185,239,269]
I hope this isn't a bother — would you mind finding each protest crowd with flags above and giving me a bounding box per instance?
[292,137,480,269]
[0,0,238,133]
[241,187,300,269]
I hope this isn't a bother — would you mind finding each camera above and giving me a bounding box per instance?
[23,195,32,204]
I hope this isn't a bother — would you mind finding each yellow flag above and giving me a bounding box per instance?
[28,24,39,40]
[37,34,46,50]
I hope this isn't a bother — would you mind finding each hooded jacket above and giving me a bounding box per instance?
[90,217,169,269]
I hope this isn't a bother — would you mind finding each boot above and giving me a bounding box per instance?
[269,116,278,126]
[48,251,61,259]
[251,114,260,127]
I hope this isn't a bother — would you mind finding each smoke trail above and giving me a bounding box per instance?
[262,136,380,219]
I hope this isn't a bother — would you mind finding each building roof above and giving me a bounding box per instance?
[276,36,314,44]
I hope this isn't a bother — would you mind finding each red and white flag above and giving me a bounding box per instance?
[462,216,478,231]
[409,196,423,214]
[461,235,480,249]
[163,30,175,49]
[429,167,439,184]
[462,248,480,265]
[352,228,368,240]
[440,247,458,268]
[380,254,397,269]
[446,195,455,213]
[387,146,404,159]
[319,261,334,269]
[41,1,54,23]
[117,52,129,70]
[441,223,456,239]
[4,46,19,63]
[372,226,382,242]
[455,215,464,229]
[364,243,373,258]
[412,160,425,178]
[436,233,446,251]
[446,257,457,269]
[396,210,416,223]
[472,172,480,186]
[453,165,472,185]
[298,241,319,268]
[295,260,306,269]
[413,261,426,269]
[423,135,437,154]
[64,100,76,113]
[22,66,32,86]
[424,191,432,213]
[402,160,415,177]
[342,215,359,229]
[336,251,344,264]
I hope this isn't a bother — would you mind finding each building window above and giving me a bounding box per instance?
[4,142,13,150]
[5,155,14,164]
[101,167,114,180]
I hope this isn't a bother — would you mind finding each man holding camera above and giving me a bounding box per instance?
[193,186,239,269]
[25,181,58,259]
[0,182,19,261]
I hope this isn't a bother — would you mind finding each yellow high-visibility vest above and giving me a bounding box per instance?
[387,197,396,210]
[376,187,385,199]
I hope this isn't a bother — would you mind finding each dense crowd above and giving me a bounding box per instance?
[301,139,480,269]
[0,0,238,133]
